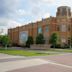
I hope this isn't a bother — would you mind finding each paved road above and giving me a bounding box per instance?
[0,53,72,72]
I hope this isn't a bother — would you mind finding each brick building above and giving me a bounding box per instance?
[8,6,72,46]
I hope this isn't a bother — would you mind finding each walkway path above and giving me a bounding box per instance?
[0,53,72,72]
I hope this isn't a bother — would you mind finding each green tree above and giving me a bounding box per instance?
[0,35,3,45]
[49,33,58,47]
[26,36,34,48]
[2,35,10,49]
[36,34,45,44]
[68,37,72,48]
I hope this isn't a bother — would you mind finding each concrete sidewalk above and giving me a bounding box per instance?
[0,53,72,72]
[0,53,26,59]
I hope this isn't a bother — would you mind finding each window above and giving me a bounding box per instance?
[61,38,66,43]
[45,26,49,32]
[57,25,60,31]
[38,27,42,34]
[61,35,66,43]
[68,25,70,31]
[60,24,67,32]
[62,8,66,16]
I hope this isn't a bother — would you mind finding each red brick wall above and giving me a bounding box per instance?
[8,17,72,45]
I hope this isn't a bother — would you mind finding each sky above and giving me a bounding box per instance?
[0,0,72,34]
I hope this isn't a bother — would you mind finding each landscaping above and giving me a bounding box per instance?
[0,35,72,57]
[0,48,72,57]
[0,49,54,56]
[49,48,72,53]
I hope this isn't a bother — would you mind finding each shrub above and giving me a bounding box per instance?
[49,33,58,48]
[49,33,58,44]
[50,44,70,49]
[62,44,70,49]
[26,36,34,48]
[36,34,45,44]
[68,37,72,48]
[50,44,61,48]
[0,35,3,45]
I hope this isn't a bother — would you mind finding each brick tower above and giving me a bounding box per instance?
[56,6,71,17]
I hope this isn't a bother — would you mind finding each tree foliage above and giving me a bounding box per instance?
[0,35,10,47]
[49,33,58,46]
[68,37,72,47]
[2,35,10,46]
[26,36,34,48]
[0,35,3,45]
[36,34,45,44]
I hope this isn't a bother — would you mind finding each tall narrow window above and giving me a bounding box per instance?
[57,25,60,31]
[62,8,67,16]
[68,25,70,31]
[45,26,49,32]
[38,27,42,34]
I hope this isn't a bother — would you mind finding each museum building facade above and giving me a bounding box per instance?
[8,6,72,46]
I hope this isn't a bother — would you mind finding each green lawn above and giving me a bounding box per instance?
[0,49,53,56]
[0,48,72,56]
[48,48,72,53]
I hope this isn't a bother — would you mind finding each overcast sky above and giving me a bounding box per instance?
[0,0,72,34]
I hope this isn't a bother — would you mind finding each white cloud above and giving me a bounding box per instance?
[15,9,30,18]
[30,0,56,4]
[0,18,8,26]
[0,18,21,28]
[43,13,50,18]
[0,0,20,17]
[17,9,26,16]
[7,19,21,28]
[5,0,20,12]
[55,0,72,7]
[41,0,56,3]
[0,18,21,34]
[28,0,56,21]
[1,0,72,35]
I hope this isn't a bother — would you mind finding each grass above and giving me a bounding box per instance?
[0,49,53,56]
[0,48,72,57]
[47,48,72,53]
